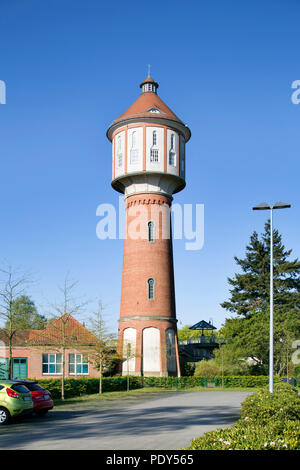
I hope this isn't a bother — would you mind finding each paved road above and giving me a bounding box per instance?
[0,390,251,450]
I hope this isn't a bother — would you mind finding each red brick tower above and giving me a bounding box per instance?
[106,76,191,376]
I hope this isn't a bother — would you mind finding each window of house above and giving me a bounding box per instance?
[69,354,89,375]
[42,353,63,374]
[148,278,155,300]
[148,221,155,242]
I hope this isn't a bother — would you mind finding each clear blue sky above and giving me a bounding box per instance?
[0,0,299,331]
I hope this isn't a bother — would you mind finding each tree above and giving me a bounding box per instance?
[221,222,300,318]
[32,275,88,400]
[85,301,117,394]
[4,295,47,330]
[217,310,300,375]
[177,325,203,342]
[0,265,33,379]
[220,224,300,374]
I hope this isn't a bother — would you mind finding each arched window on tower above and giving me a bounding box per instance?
[117,135,122,167]
[148,221,155,242]
[130,131,139,164]
[152,130,157,146]
[147,278,155,300]
[169,133,176,166]
[150,130,159,163]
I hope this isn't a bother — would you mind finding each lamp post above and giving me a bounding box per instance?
[252,202,291,393]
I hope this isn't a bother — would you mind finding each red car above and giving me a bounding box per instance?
[17,381,54,416]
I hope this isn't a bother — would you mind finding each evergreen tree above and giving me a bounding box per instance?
[221,222,300,318]
[4,295,47,330]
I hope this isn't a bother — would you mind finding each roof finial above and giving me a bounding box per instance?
[148,64,151,77]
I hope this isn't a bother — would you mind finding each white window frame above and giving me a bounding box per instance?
[68,353,89,375]
[42,353,63,375]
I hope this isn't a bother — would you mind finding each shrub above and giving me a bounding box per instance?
[241,382,300,425]
[185,419,300,450]
[184,382,300,450]
[35,377,143,399]
[194,360,222,377]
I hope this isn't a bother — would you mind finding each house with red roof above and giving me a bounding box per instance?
[0,314,99,379]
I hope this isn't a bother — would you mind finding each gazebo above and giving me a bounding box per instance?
[189,319,217,337]
[178,320,219,362]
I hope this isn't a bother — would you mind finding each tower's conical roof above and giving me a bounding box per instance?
[114,76,183,124]
[107,76,191,142]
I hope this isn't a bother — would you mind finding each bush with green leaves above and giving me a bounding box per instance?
[35,377,143,399]
[184,382,300,450]
[186,419,300,450]
[143,375,281,389]
[241,382,300,424]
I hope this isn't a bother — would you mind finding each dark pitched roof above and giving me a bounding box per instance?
[189,320,217,331]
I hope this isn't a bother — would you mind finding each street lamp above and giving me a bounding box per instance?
[252,202,291,393]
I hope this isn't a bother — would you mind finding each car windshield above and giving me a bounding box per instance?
[11,384,30,394]
[23,383,44,392]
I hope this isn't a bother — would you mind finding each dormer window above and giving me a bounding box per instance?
[147,107,161,114]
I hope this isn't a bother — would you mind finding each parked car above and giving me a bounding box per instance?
[0,380,33,425]
[16,380,54,416]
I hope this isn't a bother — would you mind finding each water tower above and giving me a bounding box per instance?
[106,75,191,376]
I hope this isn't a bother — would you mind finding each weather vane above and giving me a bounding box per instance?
[148,64,151,77]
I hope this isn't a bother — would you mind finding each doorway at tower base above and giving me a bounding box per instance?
[120,326,179,377]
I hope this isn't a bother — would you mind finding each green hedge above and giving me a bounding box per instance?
[185,382,300,450]
[35,377,143,399]
[143,375,282,389]
[31,375,288,399]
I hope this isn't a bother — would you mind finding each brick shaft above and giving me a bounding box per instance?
[118,193,180,376]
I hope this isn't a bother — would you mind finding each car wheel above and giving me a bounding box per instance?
[36,410,48,417]
[0,407,10,425]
